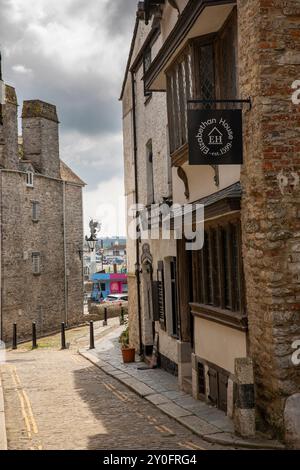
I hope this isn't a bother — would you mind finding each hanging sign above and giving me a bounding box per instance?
[188,109,243,165]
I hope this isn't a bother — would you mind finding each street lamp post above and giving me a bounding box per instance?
[86,220,101,278]
[99,248,104,271]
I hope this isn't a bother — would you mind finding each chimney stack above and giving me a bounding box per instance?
[22,100,60,178]
[0,85,19,170]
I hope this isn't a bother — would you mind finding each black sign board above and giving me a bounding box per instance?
[188,109,243,165]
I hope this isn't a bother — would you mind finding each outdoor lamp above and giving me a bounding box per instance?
[86,235,97,253]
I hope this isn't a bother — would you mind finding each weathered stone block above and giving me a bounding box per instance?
[284,394,300,448]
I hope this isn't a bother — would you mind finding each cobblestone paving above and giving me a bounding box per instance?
[1,349,230,450]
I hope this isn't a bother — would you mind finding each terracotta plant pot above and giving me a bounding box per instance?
[121,347,136,363]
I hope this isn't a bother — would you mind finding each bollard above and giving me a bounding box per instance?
[32,322,37,349]
[103,307,108,327]
[89,321,95,350]
[12,323,17,350]
[120,306,125,326]
[61,322,66,350]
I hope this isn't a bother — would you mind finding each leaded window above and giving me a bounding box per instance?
[32,252,41,275]
[166,10,237,155]
[192,220,244,314]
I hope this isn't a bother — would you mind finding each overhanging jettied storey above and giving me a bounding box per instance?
[137,1,165,24]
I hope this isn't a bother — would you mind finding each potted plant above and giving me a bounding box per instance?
[119,326,135,363]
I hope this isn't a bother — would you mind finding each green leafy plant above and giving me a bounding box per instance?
[119,326,129,349]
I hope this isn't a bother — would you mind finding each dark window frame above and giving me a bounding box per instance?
[170,257,179,338]
[32,201,40,222]
[192,218,245,316]
[143,46,153,98]
[146,139,155,205]
[157,260,166,331]
[32,252,41,275]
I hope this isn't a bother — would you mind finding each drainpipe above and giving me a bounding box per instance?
[131,70,143,356]
[62,181,68,325]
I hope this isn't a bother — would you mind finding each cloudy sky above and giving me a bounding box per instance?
[0,0,138,236]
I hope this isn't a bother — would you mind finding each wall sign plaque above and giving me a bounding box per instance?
[188,109,243,165]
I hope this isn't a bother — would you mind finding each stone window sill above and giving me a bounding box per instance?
[190,303,248,332]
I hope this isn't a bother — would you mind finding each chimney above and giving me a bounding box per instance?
[22,100,60,178]
[0,85,19,170]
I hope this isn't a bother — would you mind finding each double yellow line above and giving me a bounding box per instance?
[10,366,43,450]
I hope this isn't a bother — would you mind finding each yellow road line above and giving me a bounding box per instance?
[155,425,168,433]
[12,367,39,434]
[147,415,158,424]
[106,382,132,401]
[9,365,43,450]
[71,355,85,365]
[159,424,175,435]
[104,382,129,402]
[16,389,32,439]
[12,368,21,386]
[22,390,38,434]
[179,441,206,451]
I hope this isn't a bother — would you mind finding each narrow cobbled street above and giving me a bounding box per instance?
[1,347,230,450]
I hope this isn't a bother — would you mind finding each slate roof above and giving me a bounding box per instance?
[60,160,85,186]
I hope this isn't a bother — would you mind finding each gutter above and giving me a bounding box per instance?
[131,70,143,356]
[119,17,139,101]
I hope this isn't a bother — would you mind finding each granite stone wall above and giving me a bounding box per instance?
[22,100,61,179]
[0,172,84,342]
[0,89,84,343]
[0,172,66,341]
[65,182,84,328]
[0,86,18,170]
[238,0,300,437]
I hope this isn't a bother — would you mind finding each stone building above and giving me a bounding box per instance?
[0,69,85,342]
[121,0,300,446]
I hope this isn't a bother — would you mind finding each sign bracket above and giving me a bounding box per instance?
[211,165,220,187]
[188,98,252,111]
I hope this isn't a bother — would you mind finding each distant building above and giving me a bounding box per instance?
[0,68,85,341]
[98,237,127,249]
[91,273,128,302]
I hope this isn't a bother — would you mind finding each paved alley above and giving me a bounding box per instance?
[0,348,229,451]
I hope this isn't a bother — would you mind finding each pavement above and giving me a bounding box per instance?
[80,327,285,450]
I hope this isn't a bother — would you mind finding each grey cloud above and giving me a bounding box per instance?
[61,131,124,190]
[65,0,138,35]
[104,0,138,35]
[0,0,134,225]
[0,0,136,137]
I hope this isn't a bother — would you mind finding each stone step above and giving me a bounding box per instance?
[182,376,193,396]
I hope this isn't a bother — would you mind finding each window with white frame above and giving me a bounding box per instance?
[26,171,34,187]
[32,252,41,275]
[32,201,40,222]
